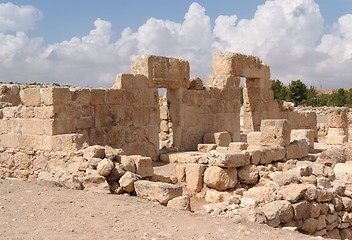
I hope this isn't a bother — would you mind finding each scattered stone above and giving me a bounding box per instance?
[118,172,141,193]
[96,159,114,177]
[203,166,237,191]
[134,180,183,205]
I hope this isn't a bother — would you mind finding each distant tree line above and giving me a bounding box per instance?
[271,79,352,107]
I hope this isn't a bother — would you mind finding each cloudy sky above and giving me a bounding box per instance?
[0,0,351,89]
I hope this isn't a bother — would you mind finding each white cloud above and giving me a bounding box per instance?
[0,1,351,89]
[0,2,42,33]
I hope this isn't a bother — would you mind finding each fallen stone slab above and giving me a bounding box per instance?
[134,180,183,205]
[207,150,250,168]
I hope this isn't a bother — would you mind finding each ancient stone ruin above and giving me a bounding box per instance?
[1,52,352,239]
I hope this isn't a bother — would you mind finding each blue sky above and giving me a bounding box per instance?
[0,0,351,88]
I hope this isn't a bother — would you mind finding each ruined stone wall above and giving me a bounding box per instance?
[0,80,160,159]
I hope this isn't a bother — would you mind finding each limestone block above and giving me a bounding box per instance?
[61,134,85,152]
[310,202,321,218]
[203,166,237,191]
[316,189,334,202]
[133,156,153,178]
[188,77,203,90]
[207,150,250,168]
[40,87,71,106]
[268,172,299,186]
[328,107,348,128]
[326,128,348,145]
[20,87,41,106]
[167,195,191,211]
[247,132,261,146]
[260,200,294,227]
[0,134,19,148]
[228,142,248,151]
[260,146,286,164]
[204,189,234,203]
[237,164,259,185]
[97,159,114,177]
[245,149,261,165]
[134,180,183,205]
[278,184,307,203]
[80,173,110,193]
[325,228,340,239]
[301,218,319,234]
[34,106,55,119]
[316,148,346,166]
[118,171,141,193]
[286,139,309,160]
[119,155,136,173]
[340,228,352,239]
[131,55,190,89]
[105,164,126,182]
[174,164,186,182]
[206,75,239,89]
[260,119,290,147]
[290,129,314,152]
[292,200,311,220]
[83,145,106,160]
[185,163,205,193]
[113,73,133,89]
[105,90,125,106]
[203,131,232,147]
[71,88,91,105]
[197,144,217,153]
[90,89,106,105]
[21,119,53,135]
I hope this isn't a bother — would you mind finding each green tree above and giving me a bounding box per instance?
[287,80,308,105]
[306,86,318,106]
[330,88,346,107]
[271,79,290,100]
[346,89,352,107]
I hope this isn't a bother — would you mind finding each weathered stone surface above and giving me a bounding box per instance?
[239,208,267,224]
[301,218,318,234]
[334,162,352,182]
[204,189,234,203]
[80,173,110,193]
[269,172,299,186]
[119,155,136,173]
[292,200,311,220]
[290,129,314,152]
[97,159,114,177]
[286,139,309,160]
[204,166,237,191]
[207,150,250,168]
[316,148,346,166]
[326,128,348,145]
[238,164,259,185]
[260,146,286,164]
[197,144,217,153]
[228,142,248,151]
[247,132,261,146]
[260,119,290,147]
[104,146,119,161]
[316,189,334,202]
[203,131,232,147]
[105,163,126,182]
[188,77,203,90]
[83,145,106,160]
[185,163,205,193]
[118,171,141,193]
[134,156,153,178]
[167,195,191,211]
[278,184,307,203]
[131,55,190,89]
[134,180,183,205]
[310,202,321,218]
[260,200,294,227]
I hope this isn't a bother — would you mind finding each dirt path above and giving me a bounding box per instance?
[0,178,318,240]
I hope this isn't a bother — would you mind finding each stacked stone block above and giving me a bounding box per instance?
[326,108,349,145]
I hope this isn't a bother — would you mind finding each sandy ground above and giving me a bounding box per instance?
[0,178,320,240]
